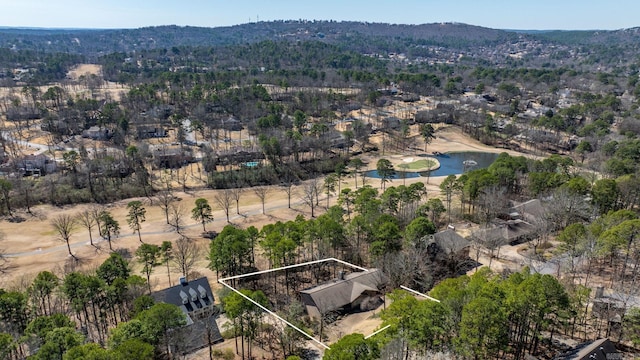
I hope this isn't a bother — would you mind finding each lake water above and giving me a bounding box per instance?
[365,151,500,179]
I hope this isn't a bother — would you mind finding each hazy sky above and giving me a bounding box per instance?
[1,0,638,30]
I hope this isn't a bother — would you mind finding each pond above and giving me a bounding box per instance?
[365,151,500,179]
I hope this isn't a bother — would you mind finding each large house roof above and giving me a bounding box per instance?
[300,269,386,314]
[430,229,470,255]
[152,277,223,353]
[152,277,215,314]
[554,338,619,360]
[471,220,536,244]
[510,199,545,222]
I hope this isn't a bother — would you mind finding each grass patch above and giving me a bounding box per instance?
[397,159,436,170]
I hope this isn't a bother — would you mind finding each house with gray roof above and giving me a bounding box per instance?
[509,199,545,224]
[152,277,223,355]
[424,229,471,258]
[299,269,386,320]
[471,219,537,246]
[554,338,620,360]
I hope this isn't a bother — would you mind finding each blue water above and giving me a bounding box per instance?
[365,151,500,179]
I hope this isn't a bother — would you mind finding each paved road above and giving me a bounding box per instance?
[1,131,50,155]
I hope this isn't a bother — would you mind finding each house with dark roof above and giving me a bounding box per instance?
[151,277,223,355]
[472,219,537,246]
[420,229,474,278]
[424,229,471,259]
[299,269,386,320]
[509,199,545,224]
[16,154,57,176]
[554,338,621,360]
[82,126,111,140]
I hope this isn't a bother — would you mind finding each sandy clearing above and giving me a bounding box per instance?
[67,64,102,80]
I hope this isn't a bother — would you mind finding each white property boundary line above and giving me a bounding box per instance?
[218,257,368,283]
[218,258,440,350]
[400,285,441,303]
[218,257,366,350]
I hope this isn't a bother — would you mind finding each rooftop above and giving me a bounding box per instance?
[300,269,386,314]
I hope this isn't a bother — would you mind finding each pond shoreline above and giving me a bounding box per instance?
[366,151,500,179]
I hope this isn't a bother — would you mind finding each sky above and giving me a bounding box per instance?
[0,0,639,31]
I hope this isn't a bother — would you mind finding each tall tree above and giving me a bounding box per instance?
[126,200,146,243]
[29,271,59,316]
[77,207,99,247]
[324,173,338,209]
[136,303,187,356]
[136,243,160,294]
[168,204,187,234]
[156,190,174,224]
[172,236,200,281]
[349,158,365,189]
[253,186,270,214]
[301,178,321,218]
[99,210,120,251]
[192,198,214,231]
[51,214,77,258]
[208,225,250,280]
[230,187,243,215]
[0,179,13,217]
[376,158,395,190]
[214,190,232,223]
[160,241,173,287]
[420,123,436,152]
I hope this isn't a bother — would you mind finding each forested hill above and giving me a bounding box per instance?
[533,27,640,45]
[0,21,514,55]
[2,20,637,56]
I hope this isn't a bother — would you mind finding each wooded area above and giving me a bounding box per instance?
[1,20,640,359]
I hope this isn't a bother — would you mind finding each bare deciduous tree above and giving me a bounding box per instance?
[51,214,77,258]
[77,206,99,247]
[171,236,201,281]
[301,179,321,217]
[168,203,187,234]
[214,189,232,223]
[0,232,10,274]
[253,186,270,215]
[230,187,243,215]
[281,170,297,209]
[156,190,175,224]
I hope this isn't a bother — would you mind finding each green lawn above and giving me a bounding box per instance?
[397,159,436,170]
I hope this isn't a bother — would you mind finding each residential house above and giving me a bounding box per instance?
[419,229,474,279]
[554,338,621,360]
[82,126,111,140]
[222,117,243,131]
[299,269,387,320]
[16,154,57,176]
[471,199,544,246]
[471,219,537,246]
[151,145,194,169]
[423,229,471,261]
[508,199,545,224]
[136,125,167,139]
[151,277,223,356]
